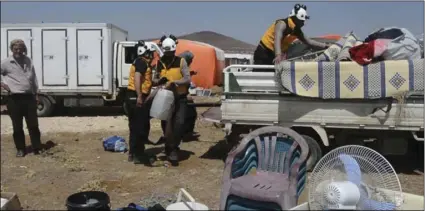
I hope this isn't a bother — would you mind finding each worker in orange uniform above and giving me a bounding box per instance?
[125,40,156,165]
[152,35,191,166]
[253,4,330,71]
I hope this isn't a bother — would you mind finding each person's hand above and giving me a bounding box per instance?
[165,82,175,89]
[1,83,10,92]
[273,54,286,64]
[35,94,39,104]
[190,70,197,76]
[158,77,168,85]
[136,95,143,107]
[324,43,332,49]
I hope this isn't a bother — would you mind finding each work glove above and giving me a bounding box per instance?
[158,77,168,85]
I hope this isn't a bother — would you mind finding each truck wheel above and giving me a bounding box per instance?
[37,95,54,117]
[302,135,323,171]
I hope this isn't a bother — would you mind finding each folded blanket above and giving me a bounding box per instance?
[315,32,361,62]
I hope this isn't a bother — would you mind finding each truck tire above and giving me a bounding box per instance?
[37,95,54,117]
[302,135,323,171]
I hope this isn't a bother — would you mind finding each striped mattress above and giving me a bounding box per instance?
[275,59,424,99]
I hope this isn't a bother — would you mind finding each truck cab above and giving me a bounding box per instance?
[113,41,163,91]
[111,41,163,115]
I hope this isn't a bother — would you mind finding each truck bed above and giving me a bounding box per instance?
[205,65,424,131]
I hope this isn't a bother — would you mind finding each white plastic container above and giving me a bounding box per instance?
[166,188,209,211]
[150,88,175,121]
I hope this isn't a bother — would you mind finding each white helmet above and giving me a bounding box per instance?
[144,42,156,52]
[136,40,150,56]
[160,35,178,52]
[289,4,309,21]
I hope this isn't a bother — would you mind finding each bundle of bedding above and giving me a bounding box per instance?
[314,27,422,64]
[275,27,424,100]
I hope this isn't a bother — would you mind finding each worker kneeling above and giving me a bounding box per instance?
[153,35,191,166]
[126,40,156,165]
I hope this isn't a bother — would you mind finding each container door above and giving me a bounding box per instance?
[7,29,33,59]
[42,29,68,86]
[76,29,103,86]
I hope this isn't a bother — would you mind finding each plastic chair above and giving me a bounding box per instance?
[220,126,309,210]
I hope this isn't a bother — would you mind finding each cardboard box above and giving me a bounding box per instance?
[1,192,22,210]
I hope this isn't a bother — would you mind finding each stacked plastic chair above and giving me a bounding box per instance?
[220,126,309,210]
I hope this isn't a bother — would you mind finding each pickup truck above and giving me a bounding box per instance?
[202,62,424,171]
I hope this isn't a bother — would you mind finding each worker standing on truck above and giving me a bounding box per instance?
[126,40,156,165]
[253,4,330,71]
[1,39,43,157]
[153,35,191,166]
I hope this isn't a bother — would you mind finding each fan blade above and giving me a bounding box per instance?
[339,154,362,185]
[360,198,396,210]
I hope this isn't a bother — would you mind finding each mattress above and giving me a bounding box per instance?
[275,59,424,99]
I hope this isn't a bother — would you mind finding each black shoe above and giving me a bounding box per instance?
[134,153,157,166]
[133,155,143,164]
[167,149,179,166]
[128,154,134,162]
[33,148,45,155]
[16,150,26,157]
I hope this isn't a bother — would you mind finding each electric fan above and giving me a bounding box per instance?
[308,145,404,210]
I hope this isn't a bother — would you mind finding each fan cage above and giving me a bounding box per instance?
[308,145,403,210]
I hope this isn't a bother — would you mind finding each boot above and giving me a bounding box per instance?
[16,149,26,157]
[134,153,157,167]
[33,147,45,155]
[165,147,179,166]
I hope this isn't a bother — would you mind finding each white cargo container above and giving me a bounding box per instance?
[1,23,153,116]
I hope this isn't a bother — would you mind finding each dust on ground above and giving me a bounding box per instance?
[0,109,423,210]
[1,113,229,210]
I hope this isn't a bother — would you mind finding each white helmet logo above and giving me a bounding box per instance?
[296,8,308,21]
[289,4,309,21]
[137,46,147,56]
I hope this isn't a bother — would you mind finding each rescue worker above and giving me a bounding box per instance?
[152,35,191,166]
[253,4,330,71]
[126,40,156,165]
[179,51,198,137]
[155,51,198,144]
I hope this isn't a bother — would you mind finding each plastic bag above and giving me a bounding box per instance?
[372,27,421,60]
[102,136,127,152]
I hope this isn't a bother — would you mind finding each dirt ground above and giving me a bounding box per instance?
[1,107,424,210]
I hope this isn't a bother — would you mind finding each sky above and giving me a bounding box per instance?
[1,1,424,45]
